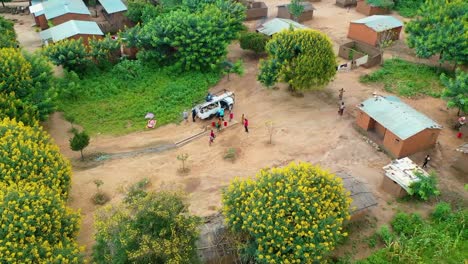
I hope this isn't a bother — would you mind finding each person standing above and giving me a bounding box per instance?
[339,88,345,101]
[244,118,249,133]
[192,108,196,122]
[209,131,215,146]
[217,118,222,132]
[183,110,188,123]
[219,108,225,121]
[338,102,345,116]
[422,155,431,168]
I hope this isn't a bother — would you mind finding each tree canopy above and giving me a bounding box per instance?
[0,16,17,48]
[441,69,468,115]
[405,0,468,65]
[42,38,91,73]
[0,92,39,126]
[93,191,200,264]
[239,32,269,54]
[223,162,351,263]
[258,29,337,91]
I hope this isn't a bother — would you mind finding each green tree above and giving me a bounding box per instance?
[93,191,201,264]
[0,47,32,96]
[42,38,91,73]
[222,59,244,81]
[222,162,351,263]
[408,171,441,201]
[89,35,120,64]
[441,69,468,116]
[288,0,304,21]
[139,0,245,71]
[239,32,269,54]
[405,0,468,66]
[0,92,39,126]
[70,130,90,160]
[0,16,18,48]
[0,181,82,263]
[0,118,72,197]
[258,29,336,91]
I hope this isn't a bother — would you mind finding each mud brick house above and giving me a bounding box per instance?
[347,15,402,47]
[39,20,103,46]
[277,2,315,22]
[245,1,268,21]
[356,96,442,158]
[98,0,130,33]
[382,158,428,198]
[257,18,307,37]
[30,0,91,30]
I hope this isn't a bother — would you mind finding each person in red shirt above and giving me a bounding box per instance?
[209,130,215,146]
[244,118,249,133]
[229,111,234,122]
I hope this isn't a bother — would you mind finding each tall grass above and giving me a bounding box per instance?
[58,63,220,135]
[360,58,447,98]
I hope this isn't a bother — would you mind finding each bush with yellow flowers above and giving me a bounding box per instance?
[93,190,201,264]
[0,92,39,126]
[0,181,83,263]
[222,162,352,263]
[0,118,71,197]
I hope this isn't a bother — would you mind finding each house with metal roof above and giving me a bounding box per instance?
[98,0,127,14]
[277,2,315,22]
[347,15,403,47]
[97,0,131,33]
[356,95,442,158]
[257,18,308,37]
[39,20,103,45]
[30,0,91,30]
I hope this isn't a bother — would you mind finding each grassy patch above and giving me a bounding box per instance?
[360,58,446,98]
[393,0,424,17]
[58,64,220,135]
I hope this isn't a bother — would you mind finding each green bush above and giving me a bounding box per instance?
[0,16,18,48]
[366,0,394,8]
[223,162,351,263]
[391,212,423,236]
[431,202,452,221]
[239,32,269,54]
[360,58,445,97]
[393,0,424,17]
[377,225,394,246]
[93,191,201,264]
[0,92,39,126]
[408,171,441,201]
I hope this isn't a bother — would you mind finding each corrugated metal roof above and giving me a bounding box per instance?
[336,172,378,214]
[257,18,308,36]
[352,15,403,32]
[39,20,103,42]
[358,96,442,140]
[277,2,316,12]
[43,0,90,19]
[29,3,45,16]
[383,157,428,192]
[98,0,127,14]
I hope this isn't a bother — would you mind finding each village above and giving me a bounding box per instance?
[0,0,467,263]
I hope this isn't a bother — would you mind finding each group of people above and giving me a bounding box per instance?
[210,112,249,146]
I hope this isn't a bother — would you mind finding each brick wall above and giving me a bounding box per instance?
[51,13,90,26]
[347,23,378,46]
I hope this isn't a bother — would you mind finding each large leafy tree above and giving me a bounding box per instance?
[42,38,91,73]
[139,0,245,71]
[93,191,201,264]
[405,0,468,65]
[0,16,17,48]
[0,181,82,263]
[223,162,351,263]
[0,48,56,120]
[0,118,72,198]
[258,29,336,91]
[239,32,269,54]
[441,69,468,116]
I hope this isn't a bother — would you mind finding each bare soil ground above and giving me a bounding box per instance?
[8,0,467,260]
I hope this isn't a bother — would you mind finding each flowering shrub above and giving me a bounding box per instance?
[0,92,39,126]
[93,191,201,263]
[222,162,352,263]
[0,118,72,197]
[0,181,82,263]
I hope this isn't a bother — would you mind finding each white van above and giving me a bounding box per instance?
[194,91,235,120]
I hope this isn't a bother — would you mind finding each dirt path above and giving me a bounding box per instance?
[37,0,467,259]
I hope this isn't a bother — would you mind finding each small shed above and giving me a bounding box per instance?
[356,0,390,15]
[98,0,131,33]
[257,18,308,37]
[30,0,91,30]
[39,20,104,46]
[356,95,442,158]
[336,172,378,221]
[338,41,382,68]
[336,0,357,7]
[382,157,428,197]
[277,2,315,23]
[245,2,268,21]
[347,15,403,47]
[454,143,468,174]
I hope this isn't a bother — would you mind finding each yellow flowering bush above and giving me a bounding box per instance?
[93,191,201,264]
[0,118,71,197]
[0,181,82,263]
[222,162,352,263]
[0,48,32,95]
[0,92,39,126]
